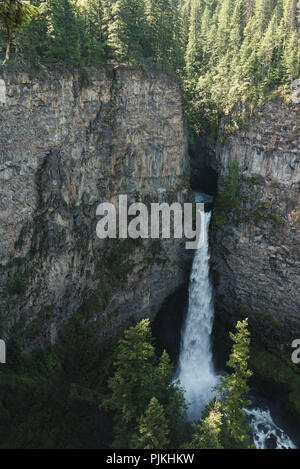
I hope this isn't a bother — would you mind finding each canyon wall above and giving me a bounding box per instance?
[211,97,300,349]
[0,65,190,350]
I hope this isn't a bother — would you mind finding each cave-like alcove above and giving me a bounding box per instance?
[152,284,189,366]
[190,166,218,196]
[190,138,218,196]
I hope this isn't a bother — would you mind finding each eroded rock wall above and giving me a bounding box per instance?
[211,99,300,348]
[0,65,190,350]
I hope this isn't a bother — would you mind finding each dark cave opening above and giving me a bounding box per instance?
[152,284,189,366]
[190,166,218,196]
[189,138,218,197]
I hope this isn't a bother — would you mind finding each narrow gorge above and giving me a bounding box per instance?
[0,65,299,451]
[0,0,299,452]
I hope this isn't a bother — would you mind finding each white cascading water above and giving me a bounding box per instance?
[244,408,296,449]
[176,193,297,448]
[176,207,218,421]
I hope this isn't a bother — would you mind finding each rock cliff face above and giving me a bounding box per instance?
[211,99,300,348]
[0,66,189,350]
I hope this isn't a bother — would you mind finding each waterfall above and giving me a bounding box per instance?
[176,204,218,421]
[176,192,297,449]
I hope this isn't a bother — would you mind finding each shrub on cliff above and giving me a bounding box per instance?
[213,161,240,226]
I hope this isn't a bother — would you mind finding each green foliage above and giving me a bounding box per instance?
[101,319,186,448]
[250,346,300,420]
[0,0,40,63]
[217,318,253,449]
[0,307,116,449]
[0,339,110,448]
[185,400,224,449]
[102,318,157,448]
[182,0,300,136]
[1,0,297,117]
[47,0,81,64]
[57,312,96,378]
[7,275,27,295]
[75,0,110,65]
[4,337,61,375]
[0,0,39,27]
[268,213,285,225]
[108,0,148,60]
[135,397,169,449]
[240,198,285,226]
[145,0,183,67]
[155,350,188,447]
[213,161,240,226]
[79,282,111,319]
[0,314,256,449]
[22,347,61,375]
[0,0,184,70]
[221,161,240,210]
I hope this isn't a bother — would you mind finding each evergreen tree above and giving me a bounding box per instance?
[179,0,191,50]
[136,397,170,449]
[155,350,187,448]
[0,0,297,99]
[186,400,224,449]
[183,319,252,450]
[229,0,246,52]
[0,0,40,63]
[48,0,81,64]
[284,29,300,79]
[145,0,182,66]
[76,0,110,64]
[216,0,234,56]
[184,0,202,79]
[217,319,253,449]
[101,319,186,449]
[108,0,148,60]
[181,0,299,139]
[14,0,49,63]
[102,319,156,447]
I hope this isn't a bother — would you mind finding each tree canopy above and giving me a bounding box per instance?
[101,319,187,449]
[0,0,40,63]
[1,0,298,136]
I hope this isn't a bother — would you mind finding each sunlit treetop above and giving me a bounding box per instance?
[0,0,40,63]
